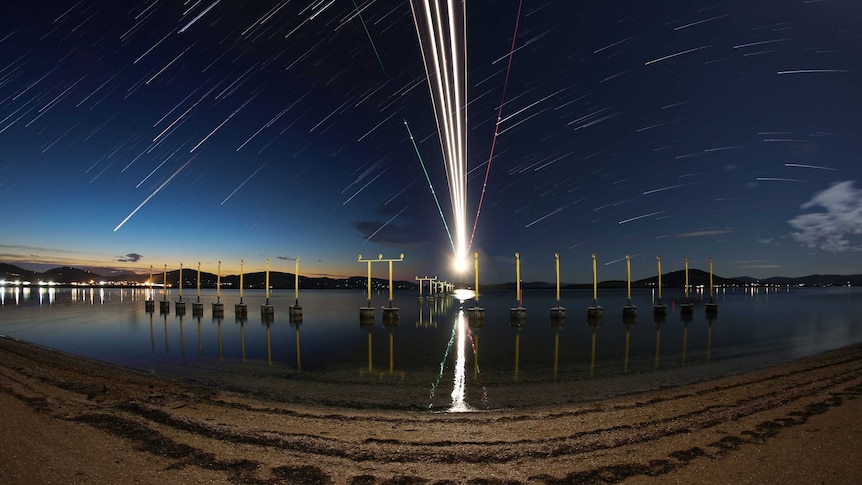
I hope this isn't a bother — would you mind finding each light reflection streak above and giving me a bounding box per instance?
[449,310,468,412]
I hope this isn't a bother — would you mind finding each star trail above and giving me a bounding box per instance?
[0,0,861,282]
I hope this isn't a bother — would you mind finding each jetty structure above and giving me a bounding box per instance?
[680,256,694,317]
[235,259,247,320]
[468,252,484,326]
[654,256,668,316]
[144,265,154,313]
[175,263,186,315]
[289,257,302,322]
[705,257,718,316]
[358,254,375,324]
[587,254,602,321]
[622,255,637,321]
[415,275,437,303]
[550,252,565,324]
[192,262,203,316]
[509,253,526,325]
[212,260,224,318]
[159,265,170,314]
[357,253,404,325]
[261,258,274,322]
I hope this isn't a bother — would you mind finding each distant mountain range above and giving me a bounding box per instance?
[3,263,859,289]
[0,263,417,290]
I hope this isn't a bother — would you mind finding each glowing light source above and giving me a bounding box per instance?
[453,256,468,273]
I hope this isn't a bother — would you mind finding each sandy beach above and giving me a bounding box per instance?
[1,335,861,484]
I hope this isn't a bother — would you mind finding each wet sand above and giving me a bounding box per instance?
[1,335,861,484]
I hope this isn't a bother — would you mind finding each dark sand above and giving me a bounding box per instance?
[1,336,861,484]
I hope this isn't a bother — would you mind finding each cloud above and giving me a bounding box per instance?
[788,180,862,252]
[116,253,143,263]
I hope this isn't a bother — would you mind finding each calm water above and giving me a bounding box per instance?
[2,285,861,409]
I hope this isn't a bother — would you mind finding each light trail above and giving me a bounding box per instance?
[114,158,193,231]
[785,163,837,171]
[410,0,469,267]
[178,0,221,34]
[468,0,523,252]
[221,162,268,205]
[365,206,408,243]
[404,118,455,252]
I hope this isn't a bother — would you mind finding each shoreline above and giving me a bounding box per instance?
[1,335,861,483]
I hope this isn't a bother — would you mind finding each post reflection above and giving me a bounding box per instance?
[588,316,601,377]
[178,314,185,356]
[149,312,155,351]
[239,320,246,363]
[707,317,714,362]
[215,317,223,360]
[197,316,203,355]
[162,313,169,353]
[292,321,302,371]
[623,322,633,374]
[553,326,560,380]
[682,320,689,366]
[265,322,272,367]
[654,314,665,369]
[449,310,468,412]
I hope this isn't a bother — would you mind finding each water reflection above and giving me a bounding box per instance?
[292,321,301,371]
[2,287,861,409]
[449,310,468,412]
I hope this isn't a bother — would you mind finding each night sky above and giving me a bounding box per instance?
[1,0,861,283]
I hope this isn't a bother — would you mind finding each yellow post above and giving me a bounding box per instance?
[657,256,662,301]
[294,257,300,302]
[626,255,631,303]
[709,257,714,300]
[240,259,244,303]
[388,259,394,304]
[265,257,270,303]
[163,264,167,300]
[358,255,372,304]
[684,256,689,300]
[148,265,153,298]
[515,252,521,305]
[555,253,561,306]
[216,260,222,302]
[592,254,598,305]
[474,252,480,303]
[196,262,201,302]
[179,263,183,300]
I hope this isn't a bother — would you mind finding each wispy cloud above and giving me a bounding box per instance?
[116,253,143,263]
[789,180,862,252]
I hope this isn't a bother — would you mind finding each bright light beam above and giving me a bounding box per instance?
[410,0,468,266]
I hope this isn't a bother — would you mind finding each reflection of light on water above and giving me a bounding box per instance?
[449,310,470,412]
[453,288,475,303]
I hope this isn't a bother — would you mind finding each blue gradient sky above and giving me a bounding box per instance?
[1,1,861,283]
